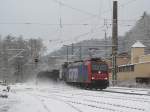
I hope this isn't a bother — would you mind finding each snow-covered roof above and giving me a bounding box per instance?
[131,41,146,48]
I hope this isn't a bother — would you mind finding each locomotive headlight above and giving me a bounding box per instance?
[92,77,95,80]
[98,71,101,74]
[104,77,108,80]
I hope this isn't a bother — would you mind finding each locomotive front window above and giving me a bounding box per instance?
[99,64,108,71]
[92,64,108,72]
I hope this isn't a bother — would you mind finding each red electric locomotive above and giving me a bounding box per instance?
[60,58,109,89]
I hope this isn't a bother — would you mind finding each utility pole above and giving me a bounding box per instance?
[15,57,23,82]
[79,45,82,60]
[104,31,107,57]
[66,46,68,63]
[2,43,9,83]
[71,43,74,55]
[34,40,38,68]
[104,19,108,57]
[71,43,74,59]
[112,1,118,86]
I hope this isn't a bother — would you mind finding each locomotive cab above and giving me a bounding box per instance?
[88,58,109,89]
[91,63,108,79]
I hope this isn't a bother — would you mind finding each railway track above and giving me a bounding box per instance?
[11,83,149,112]
[47,84,150,96]
[70,90,150,103]
[29,93,84,112]
[108,87,150,92]
[36,85,150,104]
[84,99,145,111]
[43,87,150,101]
[104,87,150,96]
[30,88,148,112]
[34,96,51,112]
[2,83,149,112]
[103,89,150,96]
[54,94,146,112]
[32,93,121,112]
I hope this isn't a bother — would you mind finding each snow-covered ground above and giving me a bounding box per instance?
[106,86,150,95]
[0,82,150,112]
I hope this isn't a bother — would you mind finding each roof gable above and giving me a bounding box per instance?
[131,41,146,48]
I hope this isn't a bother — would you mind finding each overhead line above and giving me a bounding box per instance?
[74,25,105,41]
[0,0,140,26]
[64,45,117,47]
[119,0,139,8]
[50,0,98,17]
[0,22,90,26]
[50,25,105,44]
[0,22,135,26]
[78,0,140,23]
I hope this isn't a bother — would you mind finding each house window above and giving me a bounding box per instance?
[130,65,134,71]
[118,65,134,72]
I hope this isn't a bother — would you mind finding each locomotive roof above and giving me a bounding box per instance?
[69,58,102,63]
[86,57,102,61]
[69,58,104,64]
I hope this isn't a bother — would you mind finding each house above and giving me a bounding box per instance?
[116,41,150,84]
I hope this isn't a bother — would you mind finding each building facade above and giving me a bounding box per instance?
[116,41,150,84]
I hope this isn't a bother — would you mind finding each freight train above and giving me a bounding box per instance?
[59,58,109,89]
[37,70,59,82]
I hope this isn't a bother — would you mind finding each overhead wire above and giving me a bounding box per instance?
[0,0,143,45]
[50,0,98,18]
[0,22,90,26]
[119,0,139,8]
[70,25,106,42]
[0,0,141,26]
[67,0,140,29]
[41,0,149,51]
[49,24,105,44]
[0,0,140,26]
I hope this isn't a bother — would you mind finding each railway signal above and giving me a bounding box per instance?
[34,58,39,63]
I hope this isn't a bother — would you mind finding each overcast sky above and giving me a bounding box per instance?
[0,0,150,53]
